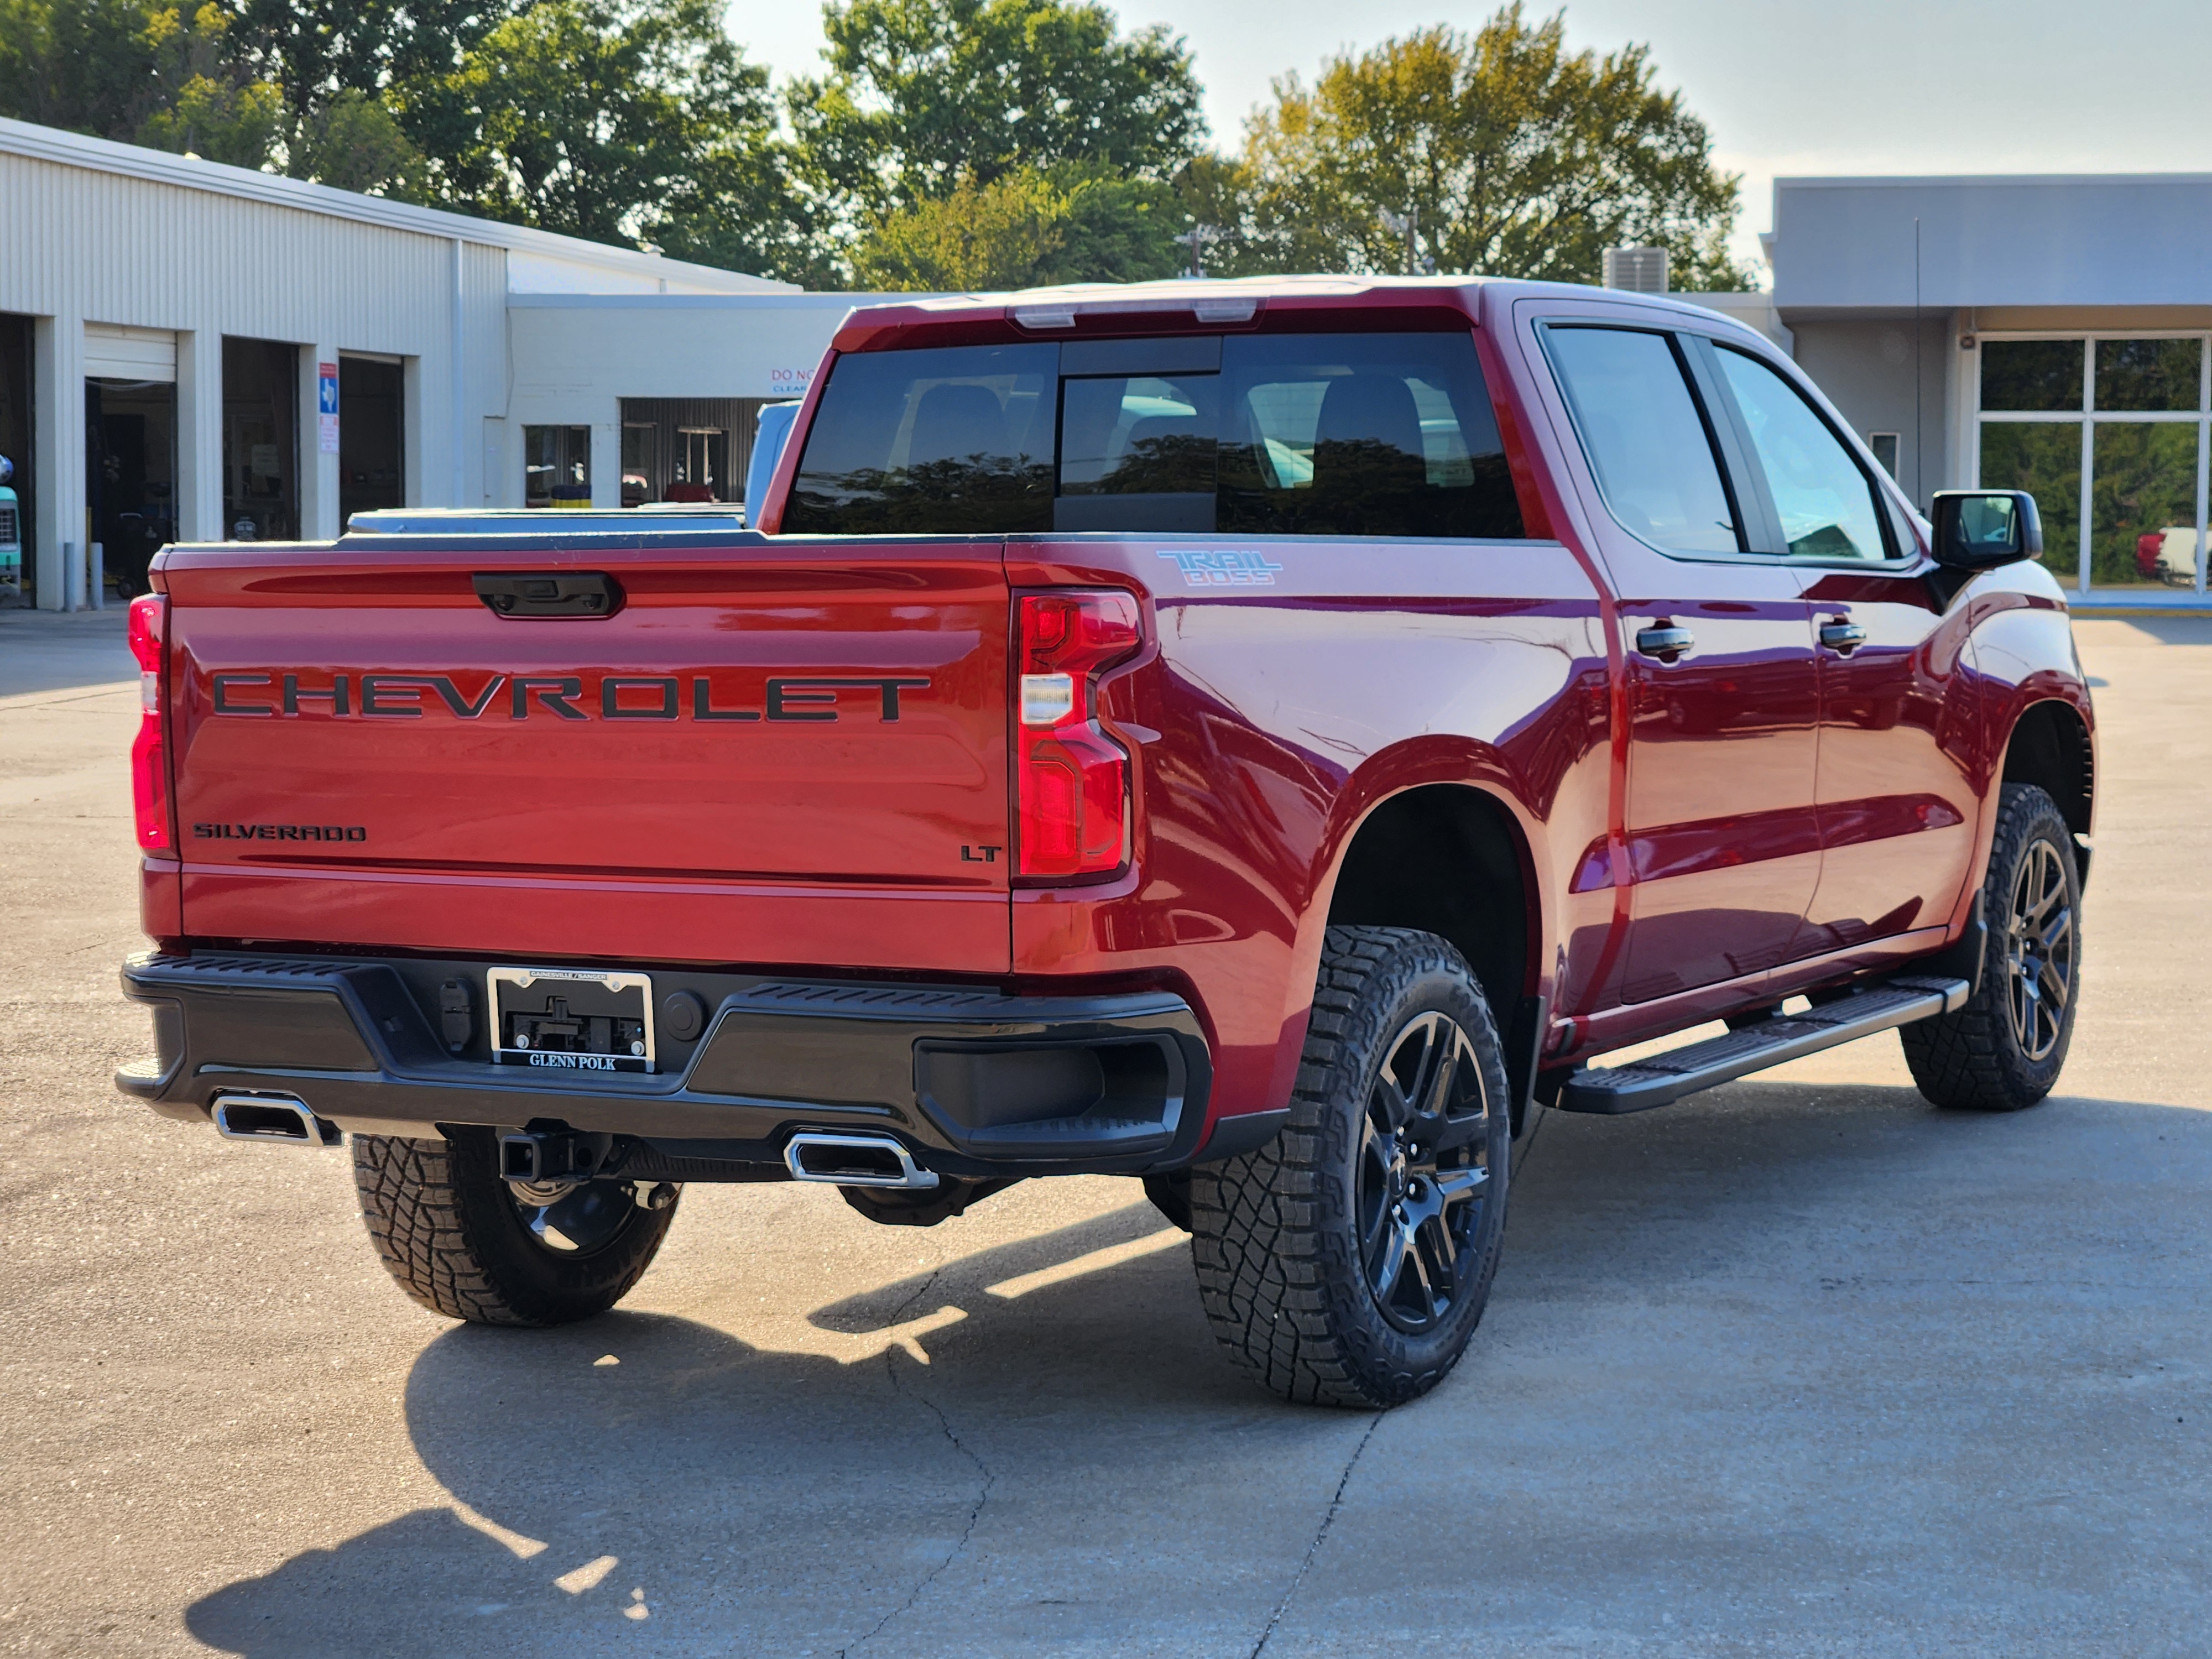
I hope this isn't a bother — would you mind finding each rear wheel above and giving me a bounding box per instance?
[1192,926,1511,1407]
[1902,782,2081,1111]
[353,1128,677,1325]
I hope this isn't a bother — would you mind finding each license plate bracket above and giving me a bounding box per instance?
[488,967,655,1073]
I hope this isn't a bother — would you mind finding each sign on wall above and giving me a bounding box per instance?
[767,366,815,398]
[317,362,339,455]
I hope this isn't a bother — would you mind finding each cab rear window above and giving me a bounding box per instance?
[782,331,1524,540]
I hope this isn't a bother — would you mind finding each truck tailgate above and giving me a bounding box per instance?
[161,535,1010,973]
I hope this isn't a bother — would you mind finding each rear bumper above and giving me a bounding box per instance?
[117,951,1275,1177]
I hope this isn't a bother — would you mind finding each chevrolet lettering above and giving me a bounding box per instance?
[207,672,931,722]
[117,274,2094,1411]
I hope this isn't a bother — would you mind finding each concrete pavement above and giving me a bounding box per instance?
[2,609,2207,1657]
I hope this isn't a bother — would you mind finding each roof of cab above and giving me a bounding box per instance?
[827,273,1767,353]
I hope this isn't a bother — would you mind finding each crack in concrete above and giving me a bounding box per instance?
[838,1269,997,1659]
[1248,1412,1381,1659]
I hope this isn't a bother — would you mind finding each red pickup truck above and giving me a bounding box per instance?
[117,276,2093,1407]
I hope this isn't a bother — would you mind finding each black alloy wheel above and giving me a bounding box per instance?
[2003,836,2074,1063]
[507,1178,650,1255]
[1355,1011,1493,1334]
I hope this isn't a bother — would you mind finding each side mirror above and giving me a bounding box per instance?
[1930,489,2042,570]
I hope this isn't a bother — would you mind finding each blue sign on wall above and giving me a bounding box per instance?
[317,361,338,453]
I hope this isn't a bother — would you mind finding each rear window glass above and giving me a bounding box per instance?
[781,344,1057,534]
[781,331,1524,539]
[1218,334,1520,538]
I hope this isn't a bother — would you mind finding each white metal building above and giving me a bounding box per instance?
[0,117,864,610]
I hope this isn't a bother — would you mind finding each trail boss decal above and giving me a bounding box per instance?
[206,672,930,723]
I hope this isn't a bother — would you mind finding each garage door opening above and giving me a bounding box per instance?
[1,312,31,606]
[87,377,176,600]
[617,399,763,505]
[339,356,403,525]
[223,338,299,541]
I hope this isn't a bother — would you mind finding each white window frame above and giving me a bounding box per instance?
[1966,330,2212,597]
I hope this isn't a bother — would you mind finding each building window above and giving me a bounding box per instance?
[1975,334,2210,592]
[1867,432,1900,478]
[524,425,591,507]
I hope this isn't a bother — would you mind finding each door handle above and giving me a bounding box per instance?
[1818,619,1867,654]
[1635,624,1695,661]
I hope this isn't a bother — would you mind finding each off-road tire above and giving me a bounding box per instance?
[1191,926,1512,1408]
[353,1128,677,1325]
[1902,782,2081,1111]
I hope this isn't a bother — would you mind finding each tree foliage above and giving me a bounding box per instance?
[415,0,792,272]
[852,163,1184,290]
[0,0,1761,292]
[791,0,1204,278]
[135,6,286,168]
[1232,7,1756,289]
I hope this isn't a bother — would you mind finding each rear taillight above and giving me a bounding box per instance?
[127,593,170,852]
[1016,589,1142,879]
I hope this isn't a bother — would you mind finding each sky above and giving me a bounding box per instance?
[729,0,2212,279]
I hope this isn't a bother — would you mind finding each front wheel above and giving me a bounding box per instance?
[1192,926,1511,1408]
[353,1128,678,1325]
[1901,782,2082,1111]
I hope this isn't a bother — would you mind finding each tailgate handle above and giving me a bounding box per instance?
[473,571,623,619]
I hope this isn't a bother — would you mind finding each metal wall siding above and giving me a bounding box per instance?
[0,152,476,348]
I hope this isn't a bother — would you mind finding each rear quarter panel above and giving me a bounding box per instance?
[1005,535,1611,1121]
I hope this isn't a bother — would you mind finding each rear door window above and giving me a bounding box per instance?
[781,344,1057,534]
[1542,325,1743,556]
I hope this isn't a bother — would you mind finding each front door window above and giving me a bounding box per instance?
[1713,347,1890,562]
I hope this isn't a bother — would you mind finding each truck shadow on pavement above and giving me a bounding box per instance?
[185,1082,2212,1656]
[184,1201,1321,1658]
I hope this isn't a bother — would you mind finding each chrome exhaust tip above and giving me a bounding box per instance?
[211,1093,341,1148]
[783,1132,939,1190]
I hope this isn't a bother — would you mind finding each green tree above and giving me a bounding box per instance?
[852,162,1184,290]
[225,0,505,191]
[0,0,157,137]
[136,4,285,168]
[791,0,1205,249]
[421,0,800,275]
[224,0,512,134]
[1238,7,1757,289]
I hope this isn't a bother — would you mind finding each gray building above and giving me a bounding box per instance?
[1757,173,2212,606]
